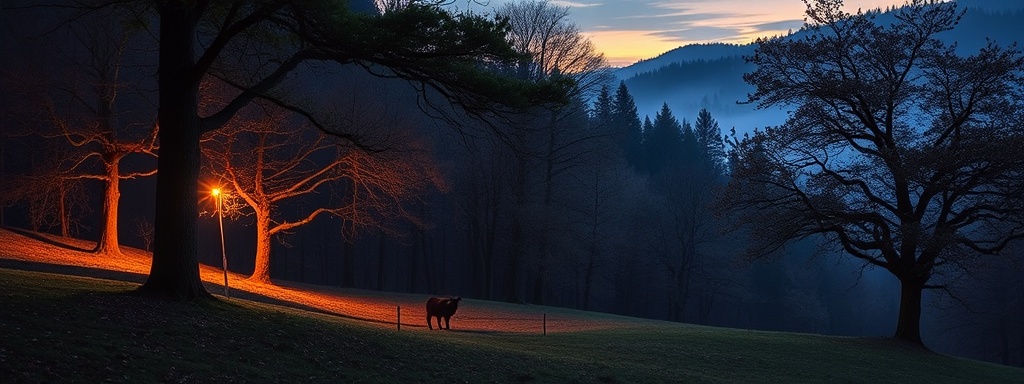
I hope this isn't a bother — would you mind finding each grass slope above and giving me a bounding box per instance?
[2,269,1023,383]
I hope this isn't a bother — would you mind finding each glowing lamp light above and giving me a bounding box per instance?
[212,187,229,298]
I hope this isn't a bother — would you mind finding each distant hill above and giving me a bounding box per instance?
[615,3,1024,136]
[613,43,753,79]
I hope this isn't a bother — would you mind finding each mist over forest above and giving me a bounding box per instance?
[2,0,1023,370]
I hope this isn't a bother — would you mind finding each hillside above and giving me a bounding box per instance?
[2,229,1024,382]
[613,43,754,79]
[0,228,640,334]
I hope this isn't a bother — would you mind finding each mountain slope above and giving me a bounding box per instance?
[614,43,753,79]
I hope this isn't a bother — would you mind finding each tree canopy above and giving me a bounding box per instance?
[85,0,575,299]
[724,0,1024,345]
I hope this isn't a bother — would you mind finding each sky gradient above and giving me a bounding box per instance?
[477,0,913,67]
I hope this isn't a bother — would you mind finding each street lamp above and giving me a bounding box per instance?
[212,188,229,298]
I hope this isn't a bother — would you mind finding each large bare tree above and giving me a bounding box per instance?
[495,0,611,304]
[203,91,443,284]
[2,4,157,255]
[0,148,91,236]
[724,0,1024,345]
[30,0,563,299]
[202,104,346,284]
[497,0,609,97]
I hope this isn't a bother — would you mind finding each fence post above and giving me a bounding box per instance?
[543,314,546,336]
[397,305,401,332]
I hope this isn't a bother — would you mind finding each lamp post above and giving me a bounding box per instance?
[213,188,229,298]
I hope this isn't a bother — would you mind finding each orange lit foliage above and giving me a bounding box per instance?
[201,80,445,284]
[335,136,448,240]
[2,11,158,257]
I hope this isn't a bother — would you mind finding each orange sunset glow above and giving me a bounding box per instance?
[500,0,937,66]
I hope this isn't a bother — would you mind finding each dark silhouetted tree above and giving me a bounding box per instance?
[593,84,612,124]
[679,119,700,167]
[693,108,725,175]
[496,0,609,304]
[612,81,643,170]
[498,0,610,96]
[335,136,446,288]
[643,103,683,175]
[724,0,1024,345]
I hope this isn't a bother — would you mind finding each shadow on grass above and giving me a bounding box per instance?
[0,259,148,283]
[443,328,521,336]
[5,227,94,252]
[216,287,424,329]
[0,258,425,330]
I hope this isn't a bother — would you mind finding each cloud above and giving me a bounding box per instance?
[649,26,745,41]
[591,11,742,31]
[748,19,805,33]
[479,0,909,65]
[549,0,602,8]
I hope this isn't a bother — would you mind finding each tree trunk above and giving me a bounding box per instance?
[376,232,386,291]
[0,139,4,227]
[998,318,1010,366]
[322,224,331,285]
[250,212,272,283]
[138,4,209,300]
[531,113,559,306]
[697,292,714,325]
[893,278,924,345]
[504,157,527,304]
[485,201,497,301]
[59,183,69,237]
[343,240,355,288]
[531,262,546,305]
[94,160,122,257]
[1018,324,1023,367]
[420,224,437,294]
[504,221,523,303]
[468,216,484,297]
[406,239,416,292]
[582,237,597,311]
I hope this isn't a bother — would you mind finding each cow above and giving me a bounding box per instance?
[426,296,461,330]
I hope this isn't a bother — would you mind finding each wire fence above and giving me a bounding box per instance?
[395,305,551,335]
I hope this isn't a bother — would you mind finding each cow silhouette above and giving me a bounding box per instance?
[426,296,461,330]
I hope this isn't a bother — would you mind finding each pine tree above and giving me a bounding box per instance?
[641,115,653,172]
[694,108,725,174]
[679,118,700,168]
[644,103,683,174]
[612,81,643,170]
[593,84,613,123]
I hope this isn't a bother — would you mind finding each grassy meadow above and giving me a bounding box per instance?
[2,268,1023,383]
